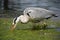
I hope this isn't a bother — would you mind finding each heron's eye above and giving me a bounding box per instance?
[27,12,31,17]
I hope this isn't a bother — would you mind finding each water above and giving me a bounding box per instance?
[0,0,60,11]
[0,0,60,18]
[46,24,60,32]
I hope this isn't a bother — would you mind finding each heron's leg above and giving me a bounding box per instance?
[40,21,47,29]
[32,21,47,30]
[32,23,37,30]
[43,22,47,29]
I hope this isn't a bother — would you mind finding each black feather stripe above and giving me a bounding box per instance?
[27,12,31,17]
[14,17,17,24]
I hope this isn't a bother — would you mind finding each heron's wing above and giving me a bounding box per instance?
[24,7,54,19]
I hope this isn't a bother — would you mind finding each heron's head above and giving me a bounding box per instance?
[11,15,30,31]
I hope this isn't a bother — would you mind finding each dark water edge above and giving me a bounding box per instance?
[0,0,60,19]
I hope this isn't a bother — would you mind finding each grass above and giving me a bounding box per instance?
[0,18,60,40]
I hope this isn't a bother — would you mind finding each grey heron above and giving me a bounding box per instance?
[11,7,58,31]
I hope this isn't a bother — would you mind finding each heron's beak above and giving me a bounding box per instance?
[10,24,16,31]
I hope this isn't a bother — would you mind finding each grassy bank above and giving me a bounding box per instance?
[0,18,60,40]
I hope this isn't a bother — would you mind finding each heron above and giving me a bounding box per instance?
[11,7,58,31]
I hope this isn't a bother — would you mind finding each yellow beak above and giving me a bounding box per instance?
[10,24,16,31]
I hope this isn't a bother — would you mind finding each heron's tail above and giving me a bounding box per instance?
[45,14,58,19]
[52,14,58,17]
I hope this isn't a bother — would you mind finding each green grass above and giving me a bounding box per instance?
[0,18,60,40]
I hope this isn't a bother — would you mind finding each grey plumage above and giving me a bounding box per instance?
[23,7,57,20]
